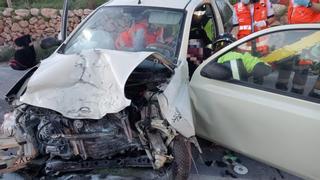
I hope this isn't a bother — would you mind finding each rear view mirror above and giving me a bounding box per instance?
[148,11,182,25]
[200,61,232,80]
[40,37,62,49]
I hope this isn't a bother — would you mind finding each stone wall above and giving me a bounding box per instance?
[0,4,288,46]
[0,8,93,46]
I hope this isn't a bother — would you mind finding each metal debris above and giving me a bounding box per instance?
[233,164,249,175]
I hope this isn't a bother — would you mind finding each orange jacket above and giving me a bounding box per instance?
[289,0,320,24]
[234,1,270,55]
[234,0,269,39]
[116,21,160,49]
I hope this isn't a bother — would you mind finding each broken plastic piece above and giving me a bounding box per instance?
[233,164,249,175]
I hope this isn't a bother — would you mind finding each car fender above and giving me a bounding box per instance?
[158,59,195,138]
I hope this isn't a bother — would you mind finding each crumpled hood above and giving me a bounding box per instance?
[20,49,154,119]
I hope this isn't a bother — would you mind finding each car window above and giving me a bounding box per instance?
[62,6,184,61]
[215,0,233,32]
[201,29,320,102]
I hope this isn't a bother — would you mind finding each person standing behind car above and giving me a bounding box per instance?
[232,0,275,39]
[279,0,320,95]
[232,0,275,56]
[288,0,320,24]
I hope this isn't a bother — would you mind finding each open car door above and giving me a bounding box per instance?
[190,24,320,179]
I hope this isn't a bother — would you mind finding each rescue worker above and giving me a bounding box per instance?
[202,34,272,84]
[188,10,213,78]
[218,50,272,84]
[115,14,163,51]
[288,0,320,24]
[303,45,320,98]
[189,13,211,47]
[211,33,237,53]
[232,0,275,56]
[275,0,320,95]
[292,0,320,97]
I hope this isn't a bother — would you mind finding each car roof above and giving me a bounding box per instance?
[103,0,192,9]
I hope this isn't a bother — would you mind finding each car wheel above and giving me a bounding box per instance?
[166,135,192,180]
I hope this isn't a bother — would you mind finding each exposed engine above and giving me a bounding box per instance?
[24,107,142,160]
[11,97,176,174]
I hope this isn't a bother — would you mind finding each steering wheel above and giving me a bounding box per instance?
[145,43,175,58]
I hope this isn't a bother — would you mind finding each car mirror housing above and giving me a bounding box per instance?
[200,61,232,80]
[40,37,62,49]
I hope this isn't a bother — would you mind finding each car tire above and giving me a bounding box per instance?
[167,135,192,180]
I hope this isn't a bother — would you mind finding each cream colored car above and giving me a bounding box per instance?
[190,24,320,180]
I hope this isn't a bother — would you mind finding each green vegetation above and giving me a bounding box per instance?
[0,42,59,63]
[229,0,237,5]
[0,46,14,62]
[0,0,107,9]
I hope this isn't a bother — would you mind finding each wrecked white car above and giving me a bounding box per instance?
[0,0,232,179]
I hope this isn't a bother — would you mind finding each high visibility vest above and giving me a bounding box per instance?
[218,51,263,73]
[204,20,214,41]
[115,21,160,49]
[288,1,294,24]
[289,0,320,24]
[234,1,269,39]
[234,1,270,55]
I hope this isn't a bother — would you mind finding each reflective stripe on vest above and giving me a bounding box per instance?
[239,25,252,31]
[230,60,240,80]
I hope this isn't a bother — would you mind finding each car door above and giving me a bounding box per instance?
[209,0,225,35]
[190,24,320,180]
[214,0,234,32]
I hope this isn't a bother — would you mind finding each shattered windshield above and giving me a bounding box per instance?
[63,6,184,61]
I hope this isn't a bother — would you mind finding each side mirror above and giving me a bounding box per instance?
[40,37,62,49]
[200,61,232,80]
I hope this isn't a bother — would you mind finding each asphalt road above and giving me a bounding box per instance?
[0,66,26,122]
[0,66,302,180]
